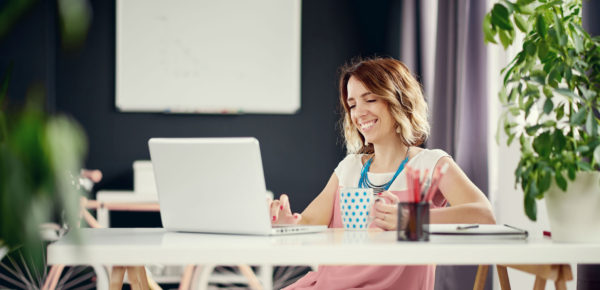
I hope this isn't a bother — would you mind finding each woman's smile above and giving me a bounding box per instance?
[359,119,378,132]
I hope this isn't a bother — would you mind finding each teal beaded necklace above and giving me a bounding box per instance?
[358,147,410,192]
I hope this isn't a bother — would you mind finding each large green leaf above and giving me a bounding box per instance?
[553,13,567,46]
[538,167,553,194]
[533,131,552,157]
[543,98,554,114]
[514,13,529,32]
[483,14,498,44]
[555,171,568,191]
[525,188,538,221]
[499,29,513,49]
[556,103,565,120]
[492,3,514,31]
[586,110,597,137]
[536,14,548,38]
[553,129,567,151]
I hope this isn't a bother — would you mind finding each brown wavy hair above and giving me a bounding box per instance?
[339,57,429,154]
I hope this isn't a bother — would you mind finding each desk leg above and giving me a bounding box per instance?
[496,265,511,290]
[533,276,546,290]
[127,266,150,290]
[473,265,489,290]
[555,280,567,290]
[110,266,126,290]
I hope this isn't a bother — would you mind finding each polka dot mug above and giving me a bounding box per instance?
[339,188,376,230]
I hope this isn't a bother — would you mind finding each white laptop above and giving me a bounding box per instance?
[148,137,327,235]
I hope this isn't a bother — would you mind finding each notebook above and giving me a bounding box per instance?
[148,137,326,235]
[426,224,528,239]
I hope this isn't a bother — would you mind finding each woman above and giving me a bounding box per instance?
[271,57,495,290]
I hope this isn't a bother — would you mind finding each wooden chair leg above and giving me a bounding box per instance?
[128,266,150,290]
[238,264,263,290]
[496,265,511,290]
[148,274,162,290]
[42,264,65,290]
[179,265,196,290]
[110,266,126,290]
[533,276,546,290]
[473,265,489,290]
[41,265,57,290]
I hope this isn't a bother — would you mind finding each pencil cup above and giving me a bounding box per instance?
[340,188,375,230]
[397,202,430,241]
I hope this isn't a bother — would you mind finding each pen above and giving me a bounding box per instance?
[456,224,479,230]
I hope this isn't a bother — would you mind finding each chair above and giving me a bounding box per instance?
[474,264,573,290]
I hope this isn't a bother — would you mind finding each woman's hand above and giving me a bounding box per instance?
[268,194,302,224]
[372,191,400,231]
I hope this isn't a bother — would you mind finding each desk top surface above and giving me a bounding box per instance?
[47,228,600,266]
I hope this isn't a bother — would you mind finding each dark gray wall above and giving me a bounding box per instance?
[2,0,401,225]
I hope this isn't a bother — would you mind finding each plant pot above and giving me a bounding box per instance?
[545,171,600,242]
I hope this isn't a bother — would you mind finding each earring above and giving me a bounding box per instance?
[396,126,401,134]
[364,139,368,146]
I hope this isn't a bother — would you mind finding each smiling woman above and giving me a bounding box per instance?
[340,58,429,153]
[268,57,495,290]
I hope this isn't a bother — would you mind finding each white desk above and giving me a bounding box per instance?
[48,228,600,266]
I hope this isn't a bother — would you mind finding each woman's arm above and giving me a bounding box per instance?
[271,173,339,226]
[298,173,339,225]
[430,157,496,224]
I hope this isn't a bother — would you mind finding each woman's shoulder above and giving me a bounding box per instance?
[410,147,450,158]
[335,153,364,173]
[337,153,363,166]
[408,147,451,168]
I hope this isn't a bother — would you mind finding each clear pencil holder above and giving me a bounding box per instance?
[397,202,430,241]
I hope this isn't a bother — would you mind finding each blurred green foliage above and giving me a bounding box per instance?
[0,0,91,263]
[485,0,600,221]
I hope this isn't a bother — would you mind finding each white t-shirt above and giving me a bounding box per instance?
[334,148,451,206]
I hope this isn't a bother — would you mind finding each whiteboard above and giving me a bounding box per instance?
[116,0,301,114]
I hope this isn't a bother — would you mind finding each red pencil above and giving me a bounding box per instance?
[406,166,414,202]
[413,169,421,202]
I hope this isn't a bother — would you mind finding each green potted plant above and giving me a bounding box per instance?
[0,0,91,268]
[484,0,600,241]
[0,69,87,268]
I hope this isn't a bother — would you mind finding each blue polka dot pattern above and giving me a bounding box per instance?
[340,189,375,230]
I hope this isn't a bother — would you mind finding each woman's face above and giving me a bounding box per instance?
[346,76,396,145]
